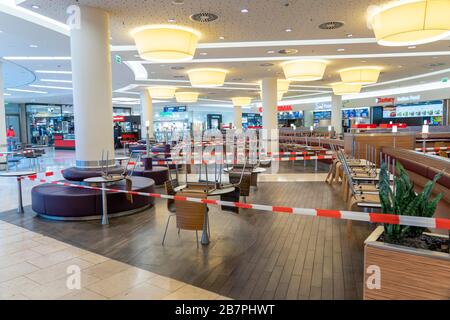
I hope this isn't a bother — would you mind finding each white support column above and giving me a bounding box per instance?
[261,78,279,159]
[331,95,343,138]
[261,78,278,131]
[71,6,114,168]
[233,106,242,129]
[0,62,6,160]
[140,89,153,138]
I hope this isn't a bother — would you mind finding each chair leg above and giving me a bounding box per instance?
[195,230,199,248]
[161,215,173,245]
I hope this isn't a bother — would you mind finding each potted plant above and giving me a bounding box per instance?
[363,162,450,300]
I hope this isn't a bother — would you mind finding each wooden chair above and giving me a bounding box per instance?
[229,171,251,202]
[162,190,207,248]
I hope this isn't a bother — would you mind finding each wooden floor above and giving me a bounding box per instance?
[0,165,373,300]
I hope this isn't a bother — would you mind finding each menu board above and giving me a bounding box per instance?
[342,108,369,119]
[383,101,443,119]
[163,106,187,113]
[278,111,303,120]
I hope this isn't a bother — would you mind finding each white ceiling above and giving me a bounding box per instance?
[0,0,449,107]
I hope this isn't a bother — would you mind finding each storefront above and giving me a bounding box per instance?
[372,100,444,126]
[243,113,262,129]
[313,107,370,131]
[278,111,303,128]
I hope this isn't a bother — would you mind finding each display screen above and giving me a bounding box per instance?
[383,101,443,119]
[342,108,369,119]
[163,106,187,113]
[278,111,303,120]
[313,111,331,120]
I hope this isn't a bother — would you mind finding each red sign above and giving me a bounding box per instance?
[376,97,395,104]
[257,105,293,113]
[113,116,125,122]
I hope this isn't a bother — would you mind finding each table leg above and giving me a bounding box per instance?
[315,158,318,172]
[201,210,210,245]
[17,178,24,214]
[101,182,109,225]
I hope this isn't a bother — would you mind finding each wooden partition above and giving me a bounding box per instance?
[344,133,416,166]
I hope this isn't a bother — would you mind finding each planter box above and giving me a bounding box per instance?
[364,226,450,300]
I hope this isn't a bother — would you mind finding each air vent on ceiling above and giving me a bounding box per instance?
[318,21,344,30]
[190,13,218,23]
[429,63,445,67]
[278,49,298,55]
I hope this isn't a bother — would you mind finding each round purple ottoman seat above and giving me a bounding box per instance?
[62,166,124,182]
[129,166,169,186]
[31,176,155,220]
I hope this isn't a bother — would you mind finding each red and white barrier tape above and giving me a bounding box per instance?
[416,147,450,152]
[18,176,450,231]
[127,155,334,166]
[131,150,333,157]
[0,150,34,157]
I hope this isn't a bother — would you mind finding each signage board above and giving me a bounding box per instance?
[376,97,395,104]
[163,106,187,113]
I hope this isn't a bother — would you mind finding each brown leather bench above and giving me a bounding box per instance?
[381,147,450,222]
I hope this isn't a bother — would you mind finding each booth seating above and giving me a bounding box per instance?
[32,176,155,220]
[129,166,169,186]
[62,166,124,182]
[381,147,450,222]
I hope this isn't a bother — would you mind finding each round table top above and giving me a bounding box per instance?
[115,156,130,161]
[133,166,169,173]
[84,175,125,184]
[0,171,36,177]
[223,167,266,173]
[175,185,236,196]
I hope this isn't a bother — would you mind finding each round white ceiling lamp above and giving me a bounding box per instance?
[368,0,450,46]
[330,82,362,95]
[187,68,228,87]
[147,86,177,99]
[175,92,199,103]
[130,25,201,61]
[281,59,329,81]
[339,66,383,85]
[232,97,252,106]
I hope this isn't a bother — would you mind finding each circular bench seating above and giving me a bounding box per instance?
[32,176,155,220]
[129,166,169,186]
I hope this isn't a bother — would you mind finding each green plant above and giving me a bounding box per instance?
[379,161,443,241]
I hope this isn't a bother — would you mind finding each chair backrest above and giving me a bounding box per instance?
[337,150,358,197]
[175,191,207,231]
[229,172,251,196]
[164,180,176,211]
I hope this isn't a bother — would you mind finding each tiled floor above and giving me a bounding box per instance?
[0,220,230,300]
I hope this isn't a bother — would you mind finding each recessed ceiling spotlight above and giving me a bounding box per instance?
[267,50,275,54]
[172,0,184,5]
[347,34,353,37]
[171,66,185,70]
[31,5,40,9]
[337,48,345,52]
[398,65,403,68]
[29,44,38,48]
[408,46,417,49]
[260,63,274,67]
[200,52,208,56]
[168,18,176,23]
[219,36,225,40]
[361,60,367,63]
[241,8,249,13]
[285,28,293,32]
[190,12,219,23]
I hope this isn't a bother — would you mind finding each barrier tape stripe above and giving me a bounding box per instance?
[18,176,450,231]
[128,155,334,166]
[134,151,333,156]
[415,147,450,152]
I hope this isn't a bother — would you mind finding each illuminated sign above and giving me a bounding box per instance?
[376,97,395,104]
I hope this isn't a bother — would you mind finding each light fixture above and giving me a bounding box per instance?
[232,97,252,106]
[168,18,176,23]
[35,70,72,74]
[31,5,40,9]
[29,44,38,48]
[187,68,228,87]
[199,52,208,56]
[267,50,275,54]
[30,84,72,90]
[147,86,177,99]
[368,0,450,46]
[7,88,47,94]
[337,48,345,52]
[330,82,362,95]
[241,8,249,13]
[339,66,383,85]
[219,36,225,40]
[281,59,329,81]
[130,25,201,61]
[285,28,293,32]
[175,91,199,103]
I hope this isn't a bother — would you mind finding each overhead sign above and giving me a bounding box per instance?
[113,116,125,122]
[396,95,421,103]
[257,105,293,113]
[114,55,122,64]
[163,106,187,113]
[376,97,395,104]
